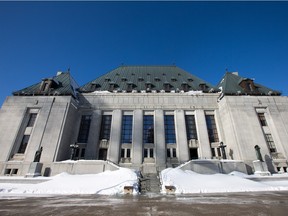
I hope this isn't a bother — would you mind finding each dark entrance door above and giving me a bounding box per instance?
[189,148,198,160]
[99,148,107,160]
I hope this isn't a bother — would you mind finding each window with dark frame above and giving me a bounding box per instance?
[265,134,277,153]
[185,115,198,140]
[100,115,112,140]
[205,114,219,143]
[27,113,37,127]
[77,115,92,143]
[144,148,154,158]
[121,115,133,144]
[164,115,176,144]
[143,115,154,143]
[258,113,267,126]
[17,135,30,154]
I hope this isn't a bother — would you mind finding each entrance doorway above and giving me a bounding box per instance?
[99,148,107,160]
[189,148,198,160]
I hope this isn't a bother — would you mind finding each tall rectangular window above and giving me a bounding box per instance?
[265,134,277,153]
[100,115,112,140]
[17,135,30,153]
[27,113,37,127]
[143,115,154,143]
[77,115,92,143]
[164,115,176,144]
[121,115,133,143]
[185,115,198,140]
[205,115,219,143]
[258,113,267,126]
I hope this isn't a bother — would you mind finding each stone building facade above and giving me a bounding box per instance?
[0,66,287,176]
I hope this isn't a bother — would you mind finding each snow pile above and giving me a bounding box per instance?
[161,168,288,194]
[0,168,139,195]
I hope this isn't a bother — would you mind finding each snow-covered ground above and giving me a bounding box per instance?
[0,168,139,196]
[1,167,288,196]
[161,168,288,194]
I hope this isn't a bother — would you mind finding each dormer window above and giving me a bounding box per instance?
[163,82,171,92]
[90,82,100,91]
[154,77,160,82]
[41,81,50,92]
[39,78,58,93]
[105,77,111,82]
[181,82,189,92]
[171,77,177,82]
[187,78,193,82]
[121,77,127,82]
[109,82,118,92]
[126,82,134,92]
[145,82,153,92]
[138,77,144,82]
[199,83,208,91]
[239,79,257,93]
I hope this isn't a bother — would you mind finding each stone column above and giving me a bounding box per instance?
[195,110,212,159]
[132,110,143,165]
[85,110,102,160]
[155,110,166,167]
[107,110,122,163]
[174,110,189,163]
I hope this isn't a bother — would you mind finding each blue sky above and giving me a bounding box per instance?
[0,1,287,104]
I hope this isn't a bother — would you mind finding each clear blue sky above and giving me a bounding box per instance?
[1,1,287,105]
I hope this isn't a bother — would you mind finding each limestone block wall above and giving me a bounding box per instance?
[218,96,288,169]
[77,92,222,170]
[0,95,79,176]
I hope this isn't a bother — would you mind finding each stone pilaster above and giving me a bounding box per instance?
[174,110,189,163]
[155,110,166,167]
[85,110,102,160]
[107,110,122,163]
[195,110,212,159]
[132,110,143,165]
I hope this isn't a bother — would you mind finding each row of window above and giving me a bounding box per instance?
[77,113,210,145]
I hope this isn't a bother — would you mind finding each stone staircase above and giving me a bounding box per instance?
[140,173,161,194]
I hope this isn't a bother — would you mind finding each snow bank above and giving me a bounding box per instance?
[0,168,139,195]
[161,168,288,194]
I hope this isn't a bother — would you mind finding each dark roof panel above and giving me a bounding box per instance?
[79,65,217,93]
[217,72,281,96]
[13,72,79,98]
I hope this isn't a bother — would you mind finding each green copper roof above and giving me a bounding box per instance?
[79,65,218,93]
[13,72,79,98]
[217,72,281,96]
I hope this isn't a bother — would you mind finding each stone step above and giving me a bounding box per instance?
[140,173,161,194]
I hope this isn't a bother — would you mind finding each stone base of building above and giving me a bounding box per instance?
[25,162,43,178]
[179,159,248,174]
[253,160,271,176]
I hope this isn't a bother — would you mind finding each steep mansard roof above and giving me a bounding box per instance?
[12,66,281,98]
[217,72,281,96]
[79,65,218,93]
[13,72,79,98]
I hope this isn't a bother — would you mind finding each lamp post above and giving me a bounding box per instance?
[70,143,79,160]
[219,142,227,159]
